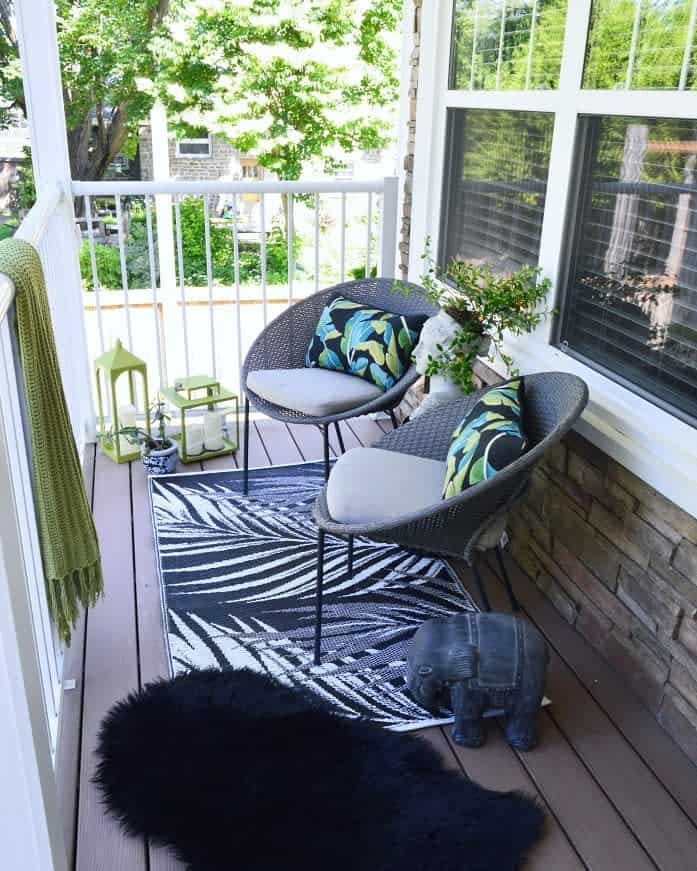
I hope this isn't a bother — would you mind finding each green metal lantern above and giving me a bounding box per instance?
[95,340,150,463]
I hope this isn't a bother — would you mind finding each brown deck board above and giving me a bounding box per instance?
[444,726,586,871]
[55,443,95,870]
[255,418,303,465]
[345,415,388,447]
[478,556,697,870]
[69,419,697,871]
[75,451,147,871]
[490,549,697,829]
[285,421,334,460]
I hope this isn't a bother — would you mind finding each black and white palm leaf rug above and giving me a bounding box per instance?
[149,461,478,732]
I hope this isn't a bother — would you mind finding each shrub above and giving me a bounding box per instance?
[79,241,122,290]
[349,263,377,280]
[79,196,301,289]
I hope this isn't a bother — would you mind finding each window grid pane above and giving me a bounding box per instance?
[450,0,569,91]
[583,0,697,91]
[559,116,697,423]
[439,109,554,274]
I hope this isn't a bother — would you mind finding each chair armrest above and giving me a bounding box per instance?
[314,461,530,562]
[242,289,333,382]
[374,389,488,462]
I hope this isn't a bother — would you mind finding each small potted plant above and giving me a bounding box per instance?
[118,400,178,475]
[396,242,554,396]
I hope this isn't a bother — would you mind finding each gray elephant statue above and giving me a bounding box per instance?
[407,612,549,751]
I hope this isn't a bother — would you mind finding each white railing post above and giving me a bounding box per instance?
[380,176,399,278]
[13,0,94,448]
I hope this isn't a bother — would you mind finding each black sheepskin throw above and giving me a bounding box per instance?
[95,669,544,871]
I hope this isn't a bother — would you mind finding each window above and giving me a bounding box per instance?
[450,0,570,90]
[176,137,212,158]
[559,115,697,423]
[240,161,262,180]
[584,0,697,90]
[439,108,555,273]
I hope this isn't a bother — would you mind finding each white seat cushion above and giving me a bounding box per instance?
[326,448,446,525]
[246,368,383,418]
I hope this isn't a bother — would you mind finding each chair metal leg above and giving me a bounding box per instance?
[389,408,398,429]
[314,530,325,665]
[322,424,330,480]
[471,556,492,612]
[347,535,354,578]
[334,421,346,454]
[243,396,250,496]
[496,544,520,611]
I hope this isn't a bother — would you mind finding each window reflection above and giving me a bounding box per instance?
[450,0,569,90]
[560,116,697,422]
[439,109,554,274]
[584,0,697,90]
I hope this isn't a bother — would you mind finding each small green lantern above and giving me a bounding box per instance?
[95,340,150,463]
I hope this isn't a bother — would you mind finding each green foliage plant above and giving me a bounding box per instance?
[396,241,554,393]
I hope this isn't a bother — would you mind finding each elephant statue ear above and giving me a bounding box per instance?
[450,644,478,679]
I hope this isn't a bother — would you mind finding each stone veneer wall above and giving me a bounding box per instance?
[472,364,697,764]
[398,0,697,762]
[398,0,422,281]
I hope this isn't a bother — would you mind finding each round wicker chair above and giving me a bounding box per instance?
[311,371,589,664]
[240,277,437,494]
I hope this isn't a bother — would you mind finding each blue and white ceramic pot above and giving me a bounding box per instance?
[141,441,178,475]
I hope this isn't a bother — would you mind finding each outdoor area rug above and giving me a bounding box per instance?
[149,461,478,731]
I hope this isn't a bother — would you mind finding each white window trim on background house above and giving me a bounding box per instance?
[175,136,212,158]
[409,0,697,520]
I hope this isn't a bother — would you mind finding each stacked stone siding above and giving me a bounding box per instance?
[399,0,422,280]
[399,0,697,763]
[469,363,697,762]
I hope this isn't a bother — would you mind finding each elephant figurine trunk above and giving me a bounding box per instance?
[407,612,549,751]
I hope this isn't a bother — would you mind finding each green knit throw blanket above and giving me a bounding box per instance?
[0,239,103,643]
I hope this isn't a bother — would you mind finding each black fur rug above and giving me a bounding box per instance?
[95,669,544,871]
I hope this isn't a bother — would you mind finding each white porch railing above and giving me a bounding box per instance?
[0,183,66,758]
[71,177,399,399]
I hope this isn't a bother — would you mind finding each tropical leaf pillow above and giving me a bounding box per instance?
[305,296,426,391]
[442,378,527,499]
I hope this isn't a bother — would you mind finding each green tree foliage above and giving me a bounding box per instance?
[80,196,300,289]
[0,0,170,180]
[152,0,402,181]
[451,0,697,93]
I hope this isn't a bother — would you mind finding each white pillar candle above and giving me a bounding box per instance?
[186,422,205,456]
[119,403,137,429]
[204,410,225,451]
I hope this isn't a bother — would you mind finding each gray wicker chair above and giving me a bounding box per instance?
[240,277,437,494]
[311,371,588,664]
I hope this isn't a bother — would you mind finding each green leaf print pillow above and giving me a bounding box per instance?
[442,378,527,499]
[305,296,427,391]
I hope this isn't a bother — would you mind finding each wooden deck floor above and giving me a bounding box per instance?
[58,415,697,871]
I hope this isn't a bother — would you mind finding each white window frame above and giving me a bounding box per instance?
[175,136,212,159]
[410,0,697,519]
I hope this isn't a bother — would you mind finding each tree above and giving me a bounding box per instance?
[0,0,170,181]
[152,0,402,182]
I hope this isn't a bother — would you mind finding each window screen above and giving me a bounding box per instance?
[559,116,697,423]
[438,108,555,274]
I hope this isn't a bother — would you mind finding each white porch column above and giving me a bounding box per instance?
[150,102,177,384]
[13,0,95,447]
[0,411,67,869]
